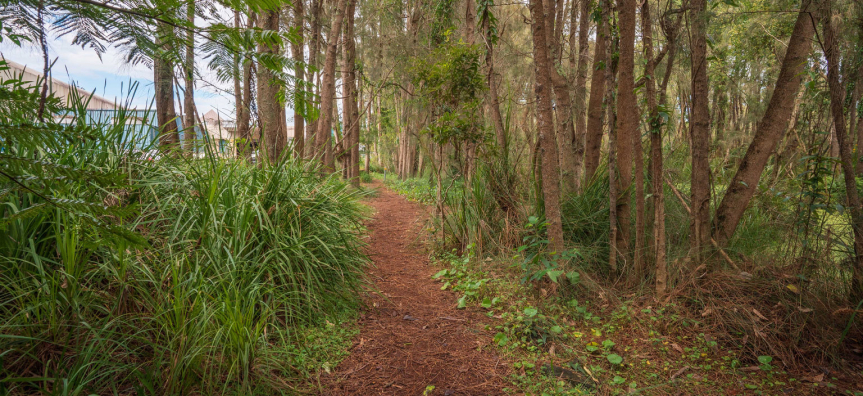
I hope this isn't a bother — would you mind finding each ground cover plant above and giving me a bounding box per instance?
[0,62,368,394]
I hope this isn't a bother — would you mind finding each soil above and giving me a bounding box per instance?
[321,183,510,395]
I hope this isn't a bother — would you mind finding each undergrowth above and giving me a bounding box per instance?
[0,67,368,395]
[429,249,851,395]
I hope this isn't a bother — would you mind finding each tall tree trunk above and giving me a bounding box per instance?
[648,7,680,295]
[479,0,513,212]
[821,0,863,301]
[572,0,590,190]
[544,0,577,194]
[237,12,254,159]
[183,0,196,154]
[307,0,322,158]
[342,0,360,185]
[291,0,305,158]
[689,0,711,261]
[614,0,636,270]
[316,0,350,172]
[257,9,285,163]
[642,0,663,293]
[155,21,180,152]
[583,7,608,183]
[604,2,619,272]
[712,0,815,246]
[233,11,244,159]
[529,0,564,252]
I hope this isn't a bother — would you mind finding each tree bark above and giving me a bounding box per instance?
[343,0,360,185]
[689,0,711,261]
[291,0,305,158]
[183,0,196,154]
[649,7,680,295]
[821,0,863,301]
[529,0,565,252]
[712,0,815,246]
[233,10,244,158]
[614,0,636,268]
[257,9,285,163]
[155,21,180,152]
[572,0,590,190]
[307,0,322,158]
[316,0,350,172]
[237,12,254,159]
[544,0,577,194]
[583,6,608,183]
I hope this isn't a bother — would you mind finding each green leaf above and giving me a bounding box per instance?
[481,297,493,308]
[566,271,581,285]
[457,295,467,309]
[547,270,564,283]
[432,269,448,279]
[757,355,773,365]
[523,307,538,317]
[607,354,623,365]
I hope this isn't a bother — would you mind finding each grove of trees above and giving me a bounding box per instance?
[5,0,863,390]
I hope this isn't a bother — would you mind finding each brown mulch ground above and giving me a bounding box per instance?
[321,183,510,396]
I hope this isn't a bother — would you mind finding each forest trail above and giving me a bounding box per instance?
[322,183,509,395]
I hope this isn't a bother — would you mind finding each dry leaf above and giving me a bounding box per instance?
[670,366,690,380]
[753,309,768,321]
[701,308,713,317]
[671,343,684,354]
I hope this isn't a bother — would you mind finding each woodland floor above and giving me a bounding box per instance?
[321,183,511,395]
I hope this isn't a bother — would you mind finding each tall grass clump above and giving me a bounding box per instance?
[0,61,367,394]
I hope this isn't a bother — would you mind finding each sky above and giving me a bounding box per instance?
[1,33,260,122]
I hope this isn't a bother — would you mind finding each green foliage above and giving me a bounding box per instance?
[0,66,368,394]
[516,216,581,284]
[413,42,485,146]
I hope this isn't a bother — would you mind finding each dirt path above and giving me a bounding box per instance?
[322,183,509,395]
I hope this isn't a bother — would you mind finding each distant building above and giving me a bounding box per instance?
[2,57,193,149]
[2,57,295,156]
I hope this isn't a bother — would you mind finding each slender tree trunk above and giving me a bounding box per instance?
[480,4,512,201]
[155,21,180,152]
[307,0,322,158]
[343,0,360,185]
[257,9,285,163]
[316,0,350,172]
[544,0,577,194]
[712,0,815,246]
[233,11,243,158]
[689,0,711,262]
[613,0,636,270]
[648,8,680,295]
[584,7,608,183]
[821,0,863,301]
[604,0,619,272]
[183,0,196,154]
[642,1,664,293]
[237,13,254,159]
[529,0,564,252]
[292,0,305,158]
[572,0,590,190]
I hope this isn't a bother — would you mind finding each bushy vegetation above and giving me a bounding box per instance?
[0,62,368,394]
